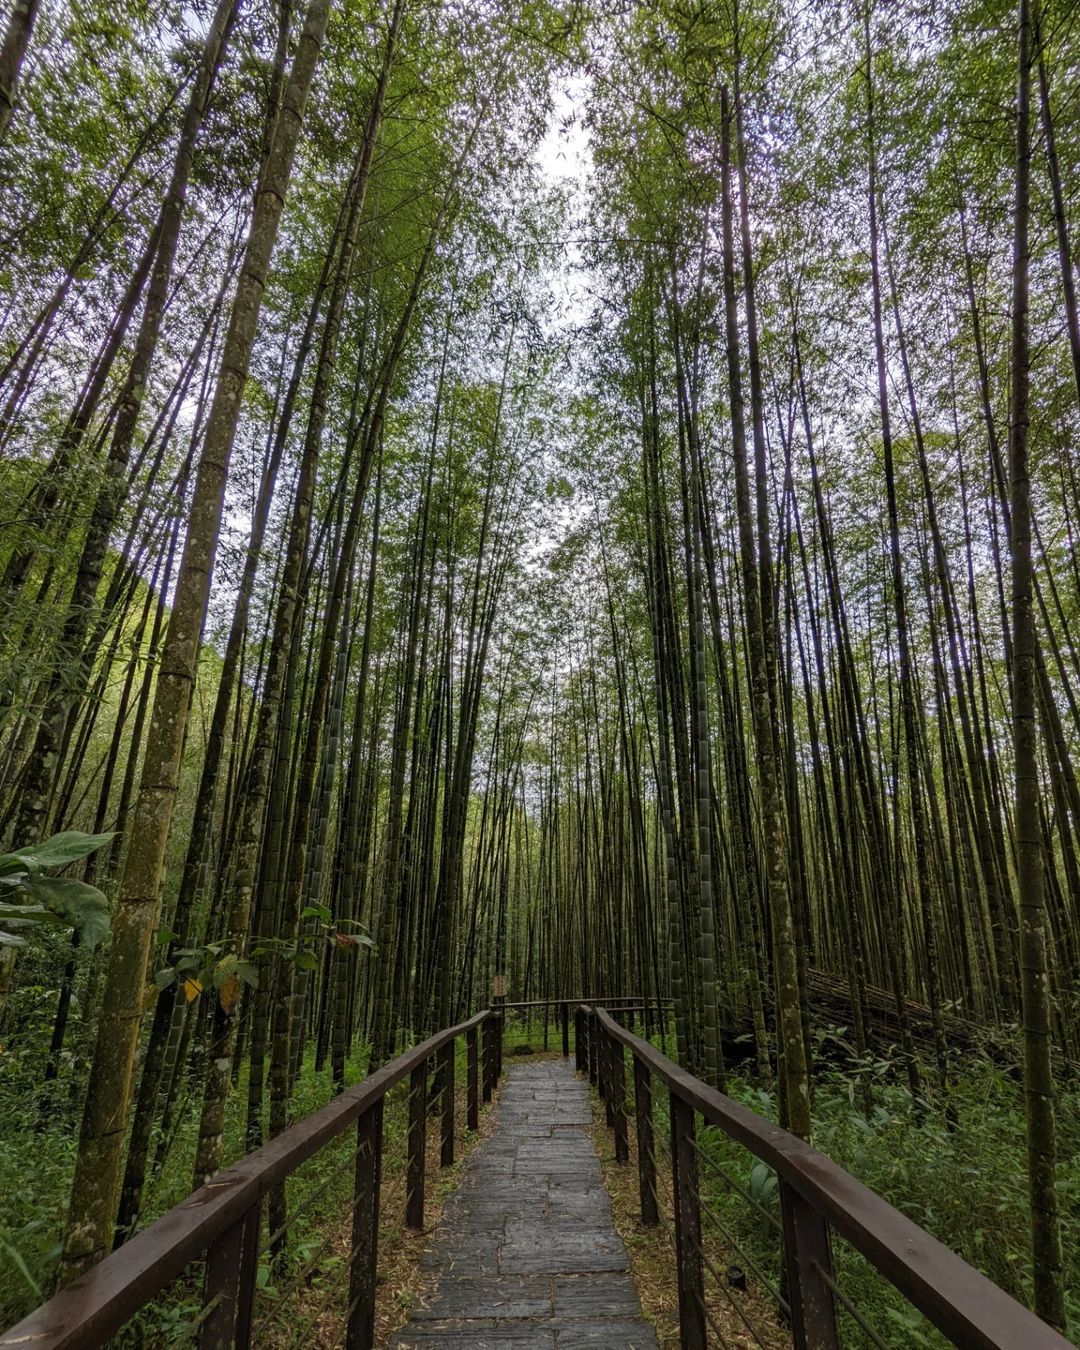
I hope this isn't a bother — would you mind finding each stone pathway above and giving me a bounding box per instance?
[392,1057,659,1348]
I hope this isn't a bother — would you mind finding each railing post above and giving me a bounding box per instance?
[588,1011,598,1085]
[561,1000,570,1057]
[601,1023,614,1126]
[406,1062,427,1230]
[633,1056,658,1225]
[629,1058,653,1231]
[781,1181,840,1350]
[234,1201,259,1347]
[611,1034,628,1163]
[483,1015,495,1102]
[346,1098,383,1350]
[467,1023,479,1129]
[670,1092,706,1350]
[440,1040,455,1167]
[495,1010,503,1084]
[200,1200,259,1350]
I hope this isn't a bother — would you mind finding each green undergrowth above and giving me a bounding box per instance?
[5,1013,1078,1345]
[638,1029,1080,1347]
[1,1032,376,1333]
[2,1021,483,1339]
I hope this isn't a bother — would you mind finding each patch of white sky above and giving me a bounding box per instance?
[518,69,600,582]
[533,72,595,331]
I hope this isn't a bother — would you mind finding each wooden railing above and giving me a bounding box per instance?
[9,997,1060,1350]
[497,995,673,1058]
[578,1003,1073,1350]
[1,1009,506,1350]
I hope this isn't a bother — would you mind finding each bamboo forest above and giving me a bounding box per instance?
[1,0,1079,1342]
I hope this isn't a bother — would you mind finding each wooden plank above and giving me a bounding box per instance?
[467,1025,479,1130]
[199,1205,247,1350]
[781,1179,840,1350]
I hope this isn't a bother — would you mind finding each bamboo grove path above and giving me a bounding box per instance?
[4,1005,1071,1349]
[393,1058,659,1348]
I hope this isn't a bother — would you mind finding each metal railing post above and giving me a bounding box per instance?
[440,1040,455,1167]
[200,1201,259,1350]
[670,1092,706,1350]
[633,1056,658,1224]
[467,1023,479,1129]
[406,1063,427,1230]
[781,1181,840,1350]
[346,1098,383,1350]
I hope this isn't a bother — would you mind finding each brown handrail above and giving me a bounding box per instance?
[2,1009,499,1350]
[498,996,674,1009]
[498,995,669,1060]
[579,1002,1072,1350]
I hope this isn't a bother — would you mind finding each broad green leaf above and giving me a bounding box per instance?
[0,903,51,925]
[0,830,114,872]
[25,877,111,949]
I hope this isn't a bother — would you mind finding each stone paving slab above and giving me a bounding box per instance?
[393,1058,659,1349]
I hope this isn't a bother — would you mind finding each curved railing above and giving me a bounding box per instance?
[578,1002,1072,1350]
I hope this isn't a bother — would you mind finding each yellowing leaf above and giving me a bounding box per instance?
[183,977,203,1003]
[218,973,241,1014]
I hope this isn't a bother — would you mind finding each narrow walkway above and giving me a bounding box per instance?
[393,1057,659,1348]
